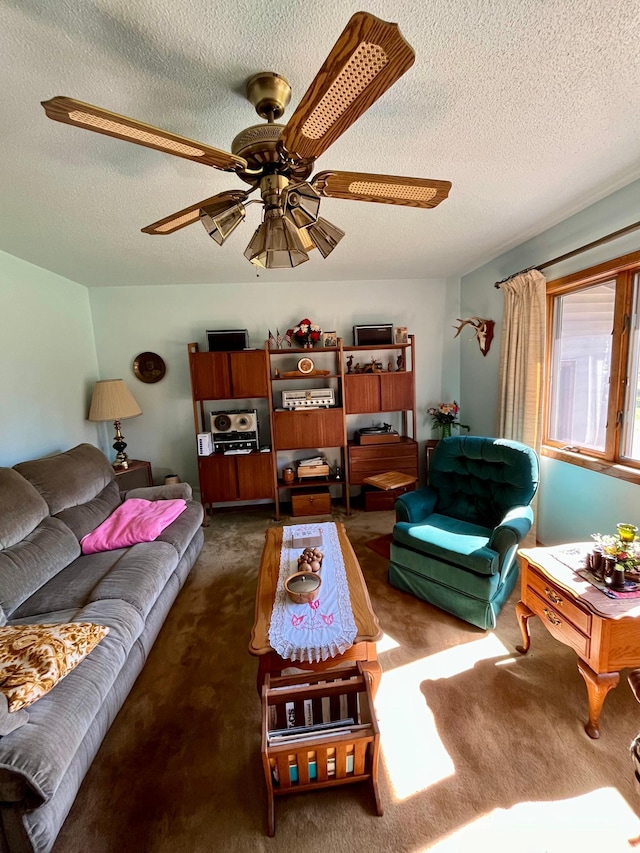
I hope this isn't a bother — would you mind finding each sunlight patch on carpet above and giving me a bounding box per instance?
[376,632,401,654]
[413,787,640,852]
[377,633,512,801]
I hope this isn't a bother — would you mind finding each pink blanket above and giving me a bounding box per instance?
[81,498,187,555]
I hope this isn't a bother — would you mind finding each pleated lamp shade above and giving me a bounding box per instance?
[88,379,142,422]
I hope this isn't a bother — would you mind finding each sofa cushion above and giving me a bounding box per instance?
[14,444,115,516]
[54,480,122,542]
[0,623,109,711]
[393,514,499,575]
[0,518,80,617]
[0,469,49,551]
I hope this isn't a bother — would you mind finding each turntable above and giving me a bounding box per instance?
[355,423,400,445]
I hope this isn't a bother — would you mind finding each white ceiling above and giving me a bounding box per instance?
[2,0,639,288]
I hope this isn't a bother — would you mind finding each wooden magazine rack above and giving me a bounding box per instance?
[260,662,382,835]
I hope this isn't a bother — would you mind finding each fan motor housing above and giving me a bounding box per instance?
[232,124,314,186]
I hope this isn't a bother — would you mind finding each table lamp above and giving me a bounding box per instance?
[88,379,142,469]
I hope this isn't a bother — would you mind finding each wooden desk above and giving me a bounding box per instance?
[517,544,640,738]
[249,523,383,696]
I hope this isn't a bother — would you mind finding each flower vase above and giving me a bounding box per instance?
[441,423,452,439]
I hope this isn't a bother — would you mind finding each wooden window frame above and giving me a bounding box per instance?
[543,249,640,485]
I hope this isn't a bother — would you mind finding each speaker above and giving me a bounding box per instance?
[206,329,249,351]
[197,433,213,456]
[353,324,394,346]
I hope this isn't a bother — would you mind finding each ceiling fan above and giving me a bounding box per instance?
[41,11,451,270]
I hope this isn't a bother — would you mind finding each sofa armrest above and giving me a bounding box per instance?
[394,487,438,524]
[123,483,193,502]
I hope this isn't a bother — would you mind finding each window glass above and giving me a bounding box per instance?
[548,280,616,452]
[622,273,640,461]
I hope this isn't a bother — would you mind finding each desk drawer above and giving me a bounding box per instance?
[528,588,590,658]
[526,568,591,635]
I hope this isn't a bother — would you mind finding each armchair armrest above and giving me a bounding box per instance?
[487,506,534,564]
[394,487,438,524]
[123,483,193,502]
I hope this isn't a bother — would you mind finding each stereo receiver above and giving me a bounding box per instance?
[282,389,335,409]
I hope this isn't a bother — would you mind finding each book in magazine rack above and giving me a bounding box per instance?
[261,662,382,836]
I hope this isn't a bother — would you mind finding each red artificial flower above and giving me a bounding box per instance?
[310,330,320,341]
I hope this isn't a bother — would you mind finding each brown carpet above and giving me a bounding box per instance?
[365,533,392,560]
[54,509,640,852]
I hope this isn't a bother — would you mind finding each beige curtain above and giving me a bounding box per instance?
[497,269,546,451]
[497,270,546,545]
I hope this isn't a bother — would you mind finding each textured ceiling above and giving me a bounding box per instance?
[1,0,639,287]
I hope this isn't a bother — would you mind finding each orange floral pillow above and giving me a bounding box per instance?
[0,623,109,712]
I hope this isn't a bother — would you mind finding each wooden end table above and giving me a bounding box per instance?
[517,544,640,738]
[249,523,383,696]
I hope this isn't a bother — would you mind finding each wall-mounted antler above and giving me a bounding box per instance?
[453,317,495,357]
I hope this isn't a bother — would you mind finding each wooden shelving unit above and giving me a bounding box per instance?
[343,335,418,496]
[187,342,274,517]
[266,339,349,520]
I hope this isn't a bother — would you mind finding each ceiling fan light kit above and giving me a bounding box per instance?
[41,11,451,270]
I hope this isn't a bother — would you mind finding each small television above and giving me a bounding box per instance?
[206,329,250,351]
[353,324,394,346]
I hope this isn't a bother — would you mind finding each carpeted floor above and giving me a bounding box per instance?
[53,509,640,852]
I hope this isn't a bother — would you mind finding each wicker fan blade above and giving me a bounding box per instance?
[41,97,247,172]
[313,171,452,208]
[141,191,246,235]
[281,12,415,162]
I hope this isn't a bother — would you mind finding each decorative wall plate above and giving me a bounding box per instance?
[133,351,166,383]
[297,356,315,374]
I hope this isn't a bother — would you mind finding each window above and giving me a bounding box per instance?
[545,250,640,479]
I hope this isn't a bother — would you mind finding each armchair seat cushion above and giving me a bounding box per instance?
[393,514,499,576]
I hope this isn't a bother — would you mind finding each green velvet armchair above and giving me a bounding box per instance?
[388,436,539,629]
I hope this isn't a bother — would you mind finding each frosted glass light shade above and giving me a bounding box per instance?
[244,214,309,269]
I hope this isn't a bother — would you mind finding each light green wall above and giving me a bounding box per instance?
[460,178,640,543]
[0,250,99,466]
[89,278,460,489]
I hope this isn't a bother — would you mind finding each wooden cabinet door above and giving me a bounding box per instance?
[344,375,381,414]
[273,409,344,449]
[190,352,232,400]
[237,453,274,500]
[230,350,268,398]
[380,372,414,412]
[198,454,238,502]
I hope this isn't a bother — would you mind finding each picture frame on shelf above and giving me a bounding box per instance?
[394,326,408,345]
[321,331,337,348]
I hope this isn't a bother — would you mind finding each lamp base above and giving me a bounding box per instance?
[112,420,130,469]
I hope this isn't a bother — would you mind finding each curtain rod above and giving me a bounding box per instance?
[493,219,640,287]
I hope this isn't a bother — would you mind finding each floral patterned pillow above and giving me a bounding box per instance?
[0,623,109,712]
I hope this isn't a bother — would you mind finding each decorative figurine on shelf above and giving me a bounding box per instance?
[388,360,393,372]
[268,330,276,350]
[273,368,280,379]
[347,355,353,374]
[396,354,405,371]
[288,317,322,348]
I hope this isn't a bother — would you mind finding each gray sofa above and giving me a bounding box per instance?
[0,443,204,853]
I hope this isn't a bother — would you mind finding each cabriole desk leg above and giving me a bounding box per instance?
[577,659,619,739]
[515,600,535,654]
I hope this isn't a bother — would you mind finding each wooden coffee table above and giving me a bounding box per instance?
[249,523,383,696]
[517,544,640,738]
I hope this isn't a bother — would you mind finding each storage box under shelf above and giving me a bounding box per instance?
[290,487,331,517]
[261,664,382,836]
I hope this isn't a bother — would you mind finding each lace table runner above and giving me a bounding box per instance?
[268,522,357,663]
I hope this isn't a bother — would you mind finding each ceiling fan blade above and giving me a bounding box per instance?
[41,96,247,172]
[313,170,452,208]
[141,191,247,235]
[280,12,415,162]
